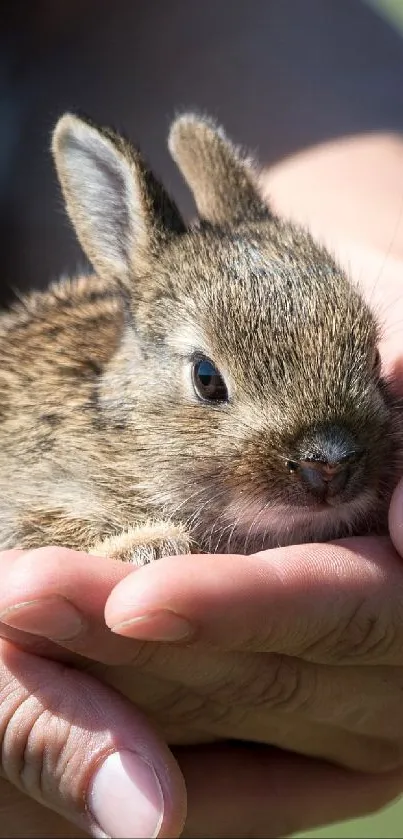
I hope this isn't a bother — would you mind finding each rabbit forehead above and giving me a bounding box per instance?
[159,225,377,375]
[162,223,371,322]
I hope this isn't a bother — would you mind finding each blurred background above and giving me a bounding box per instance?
[2,0,403,302]
[2,0,403,835]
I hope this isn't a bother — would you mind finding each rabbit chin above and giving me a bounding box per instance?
[217,488,380,553]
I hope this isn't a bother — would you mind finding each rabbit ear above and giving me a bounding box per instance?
[168,113,271,225]
[52,114,185,285]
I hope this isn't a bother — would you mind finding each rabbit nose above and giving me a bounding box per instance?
[294,457,352,497]
[287,425,365,500]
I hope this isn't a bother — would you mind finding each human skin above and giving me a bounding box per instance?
[1,133,403,837]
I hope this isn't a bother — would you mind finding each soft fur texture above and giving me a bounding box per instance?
[0,113,400,563]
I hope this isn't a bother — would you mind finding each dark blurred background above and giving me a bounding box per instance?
[1,0,403,307]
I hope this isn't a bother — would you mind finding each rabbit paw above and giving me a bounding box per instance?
[90,520,193,565]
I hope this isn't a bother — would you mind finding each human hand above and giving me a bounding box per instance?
[0,553,186,839]
[1,548,403,839]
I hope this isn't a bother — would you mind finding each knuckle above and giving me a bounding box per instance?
[326,600,398,663]
[149,682,232,733]
[220,654,312,713]
[255,655,312,712]
[2,692,52,794]
[127,639,166,670]
[1,663,86,806]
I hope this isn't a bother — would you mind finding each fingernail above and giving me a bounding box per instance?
[0,596,83,640]
[89,751,164,839]
[109,609,193,642]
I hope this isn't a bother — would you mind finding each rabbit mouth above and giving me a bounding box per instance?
[212,487,381,552]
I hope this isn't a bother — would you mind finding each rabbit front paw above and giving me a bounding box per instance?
[90,520,194,565]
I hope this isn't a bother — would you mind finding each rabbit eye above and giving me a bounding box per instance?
[192,357,228,403]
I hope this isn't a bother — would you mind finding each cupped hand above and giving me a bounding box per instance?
[0,563,186,839]
[1,546,403,839]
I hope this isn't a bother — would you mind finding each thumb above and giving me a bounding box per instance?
[388,475,403,559]
[0,639,186,838]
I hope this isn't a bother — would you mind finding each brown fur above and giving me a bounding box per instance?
[0,112,400,564]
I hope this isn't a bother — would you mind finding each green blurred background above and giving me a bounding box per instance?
[297,797,403,839]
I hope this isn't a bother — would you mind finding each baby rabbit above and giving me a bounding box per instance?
[0,112,400,564]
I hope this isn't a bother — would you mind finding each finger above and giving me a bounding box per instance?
[0,548,139,664]
[0,638,186,838]
[183,746,403,838]
[389,476,403,558]
[104,536,403,665]
[1,551,396,772]
[3,744,399,839]
[101,631,403,771]
[177,743,403,838]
